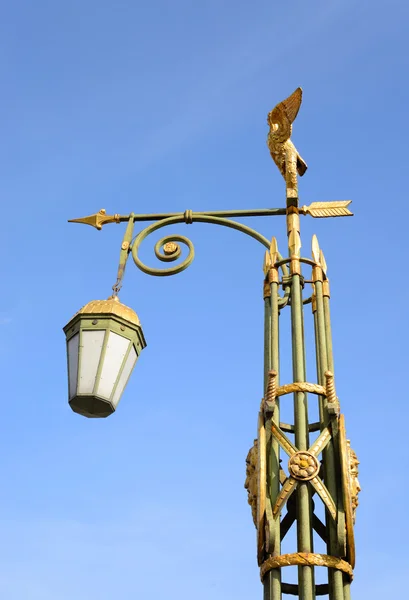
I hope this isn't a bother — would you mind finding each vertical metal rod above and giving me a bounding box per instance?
[323,285,351,600]
[270,277,280,519]
[314,280,344,600]
[264,294,272,392]
[323,290,334,374]
[291,274,315,600]
[267,276,282,600]
[263,279,282,600]
[263,289,272,600]
[312,292,324,425]
[343,578,351,600]
[112,214,135,295]
[285,151,315,599]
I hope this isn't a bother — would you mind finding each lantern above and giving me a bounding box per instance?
[63,296,146,418]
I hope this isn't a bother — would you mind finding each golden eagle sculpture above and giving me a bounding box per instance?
[267,87,307,188]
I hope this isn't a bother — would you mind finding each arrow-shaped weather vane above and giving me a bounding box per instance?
[68,201,353,231]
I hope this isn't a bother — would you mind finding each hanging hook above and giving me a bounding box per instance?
[111,214,135,297]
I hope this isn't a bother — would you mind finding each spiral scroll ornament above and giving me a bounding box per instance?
[131,216,195,277]
[131,212,290,279]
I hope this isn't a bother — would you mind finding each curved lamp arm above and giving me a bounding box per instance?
[131,213,286,276]
[129,213,290,304]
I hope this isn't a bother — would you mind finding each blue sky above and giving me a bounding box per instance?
[0,0,408,598]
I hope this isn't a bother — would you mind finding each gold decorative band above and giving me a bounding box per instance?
[260,552,353,581]
[263,280,271,299]
[276,382,326,397]
[268,267,280,284]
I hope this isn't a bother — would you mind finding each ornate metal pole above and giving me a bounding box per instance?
[66,88,359,600]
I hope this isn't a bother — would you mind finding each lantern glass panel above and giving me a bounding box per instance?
[112,345,137,408]
[68,333,79,399]
[96,331,130,399]
[78,330,105,394]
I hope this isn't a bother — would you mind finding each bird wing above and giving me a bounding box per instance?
[281,87,303,124]
[267,105,291,143]
[267,88,303,143]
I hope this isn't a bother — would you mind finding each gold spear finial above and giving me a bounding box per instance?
[319,249,328,276]
[289,229,301,257]
[270,237,279,265]
[68,209,121,230]
[312,234,321,264]
[263,251,271,276]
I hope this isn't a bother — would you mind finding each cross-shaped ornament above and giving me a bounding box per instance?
[271,421,337,520]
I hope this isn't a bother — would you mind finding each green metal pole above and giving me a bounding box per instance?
[312,295,324,425]
[263,267,282,600]
[118,208,288,222]
[323,284,334,375]
[314,277,344,600]
[263,280,273,593]
[264,293,272,392]
[343,578,351,600]
[323,281,351,600]
[111,214,135,295]
[291,272,315,600]
[284,150,315,599]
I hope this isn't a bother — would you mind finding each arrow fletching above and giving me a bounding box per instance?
[301,201,353,218]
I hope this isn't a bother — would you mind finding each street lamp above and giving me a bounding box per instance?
[63,295,146,418]
[64,88,360,600]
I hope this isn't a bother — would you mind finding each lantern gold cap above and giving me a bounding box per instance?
[73,295,141,326]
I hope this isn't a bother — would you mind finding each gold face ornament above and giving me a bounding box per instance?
[339,414,359,568]
[347,440,361,524]
[244,439,258,527]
